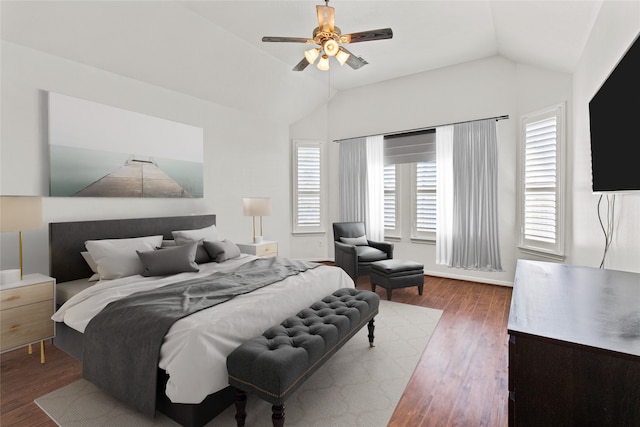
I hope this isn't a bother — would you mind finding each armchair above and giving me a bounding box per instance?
[333,222,393,282]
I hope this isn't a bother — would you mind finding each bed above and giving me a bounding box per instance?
[49,214,354,426]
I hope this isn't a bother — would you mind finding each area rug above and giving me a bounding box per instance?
[35,300,442,427]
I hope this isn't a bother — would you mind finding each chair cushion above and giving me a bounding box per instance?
[371,259,424,274]
[340,235,368,246]
[333,222,366,241]
[356,246,389,262]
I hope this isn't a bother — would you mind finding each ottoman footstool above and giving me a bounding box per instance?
[370,259,424,301]
[226,288,380,427]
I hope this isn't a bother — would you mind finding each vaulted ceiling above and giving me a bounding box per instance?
[1,1,602,123]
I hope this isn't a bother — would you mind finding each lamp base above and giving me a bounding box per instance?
[254,235,264,244]
[0,269,21,286]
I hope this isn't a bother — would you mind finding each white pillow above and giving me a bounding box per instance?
[340,235,369,246]
[95,243,156,280]
[84,236,162,280]
[85,235,163,262]
[172,225,219,245]
[81,251,100,282]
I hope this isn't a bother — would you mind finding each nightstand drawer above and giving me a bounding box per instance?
[1,281,54,310]
[256,242,278,257]
[0,300,54,351]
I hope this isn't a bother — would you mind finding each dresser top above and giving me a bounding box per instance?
[0,273,54,291]
[508,260,640,357]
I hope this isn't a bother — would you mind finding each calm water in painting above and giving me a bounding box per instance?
[50,145,203,197]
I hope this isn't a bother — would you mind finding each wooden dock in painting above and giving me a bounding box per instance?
[73,159,192,198]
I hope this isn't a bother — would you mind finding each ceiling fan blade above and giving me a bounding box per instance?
[262,36,314,43]
[316,4,335,32]
[340,28,393,44]
[292,57,311,71]
[339,47,368,70]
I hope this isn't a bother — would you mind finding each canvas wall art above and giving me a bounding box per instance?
[49,92,204,198]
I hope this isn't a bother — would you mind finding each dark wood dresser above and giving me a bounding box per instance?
[508,260,640,426]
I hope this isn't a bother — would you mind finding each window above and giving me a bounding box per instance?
[292,140,325,234]
[383,164,399,236]
[518,103,565,257]
[383,129,436,241]
[412,161,437,240]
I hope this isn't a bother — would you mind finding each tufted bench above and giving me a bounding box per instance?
[226,288,380,427]
[370,259,424,301]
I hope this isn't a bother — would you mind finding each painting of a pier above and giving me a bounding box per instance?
[49,92,203,198]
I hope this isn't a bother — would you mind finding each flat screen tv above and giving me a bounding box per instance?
[588,32,640,193]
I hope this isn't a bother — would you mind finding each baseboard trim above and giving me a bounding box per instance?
[423,268,513,287]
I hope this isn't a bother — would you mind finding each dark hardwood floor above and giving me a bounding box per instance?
[0,274,512,426]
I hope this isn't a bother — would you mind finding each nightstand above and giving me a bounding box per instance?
[237,241,278,258]
[0,273,56,363]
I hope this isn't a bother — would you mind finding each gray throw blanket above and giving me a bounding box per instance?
[82,257,319,417]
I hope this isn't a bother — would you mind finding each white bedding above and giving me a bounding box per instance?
[52,255,354,404]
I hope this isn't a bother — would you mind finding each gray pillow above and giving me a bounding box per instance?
[194,244,213,264]
[203,239,241,262]
[174,238,212,264]
[172,225,219,245]
[340,235,368,245]
[137,241,199,277]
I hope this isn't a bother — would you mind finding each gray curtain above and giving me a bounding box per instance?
[450,119,502,271]
[338,136,384,241]
[339,137,368,223]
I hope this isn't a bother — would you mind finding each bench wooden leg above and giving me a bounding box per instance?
[272,404,285,427]
[234,388,247,427]
[386,289,393,301]
[368,318,376,347]
[418,284,424,295]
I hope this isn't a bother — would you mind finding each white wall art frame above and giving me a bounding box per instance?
[49,92,204,198]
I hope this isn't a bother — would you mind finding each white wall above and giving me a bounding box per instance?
[570,1,640,272]
[0,42,293,276]
[291,55,575,286]
[288,104,331,261]
[290,0,640,283]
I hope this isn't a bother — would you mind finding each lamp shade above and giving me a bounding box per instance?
[0,196,42,232]
[304,48,320,64]
[243,197,272,217]
[323,39,339,56]
[336,48,350,66]
[317,54,330,71]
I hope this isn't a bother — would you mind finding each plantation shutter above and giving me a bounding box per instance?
[415,161,437,234]
[383,164,397,231]
[524,117,557,244]
[296,145,321,228]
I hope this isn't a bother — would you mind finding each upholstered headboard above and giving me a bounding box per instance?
[49,214,216,283]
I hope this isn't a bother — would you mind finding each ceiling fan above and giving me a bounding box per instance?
[261,0,393,71]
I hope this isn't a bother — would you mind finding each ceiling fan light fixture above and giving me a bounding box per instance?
[261,0,392,73]
[317,54,330,71]
[336,48,350,66]
[304,48,320,64]
[323,39,339,56]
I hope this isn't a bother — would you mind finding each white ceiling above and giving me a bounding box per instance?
[1,1,602,123]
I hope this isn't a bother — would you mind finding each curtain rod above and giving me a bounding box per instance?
[334,114,509,142]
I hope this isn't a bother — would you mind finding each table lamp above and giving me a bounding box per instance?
[243,197,271,243]
[0,196,43,281]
